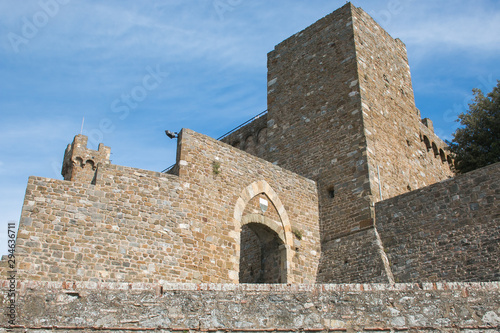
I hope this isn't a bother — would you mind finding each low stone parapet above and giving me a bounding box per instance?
[1,281,499,331]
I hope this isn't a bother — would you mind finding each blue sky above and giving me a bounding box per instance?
[1,0,499,255]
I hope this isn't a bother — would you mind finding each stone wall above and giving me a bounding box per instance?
[351,6,454,203]
[10,130,320,284]
[265,3,371,246]
[235,3,453,284]
[224,3,453,244]
[1,281,499,331]
[316,228,387,283]
[221,112,268,157]
[376,162,500,282]
[61,134,111,183]
[239,225,263,283]
[3,0,495,291]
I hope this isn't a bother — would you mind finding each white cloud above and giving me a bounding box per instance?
[376,0,500,56]
[399,15,500,53]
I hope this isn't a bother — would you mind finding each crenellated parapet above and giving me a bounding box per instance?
[420,117,454,166]
[61,134,110,184]
[220,112,268,157]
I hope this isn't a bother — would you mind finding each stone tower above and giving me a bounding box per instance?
[223,3,453,282]
[61,134,111,184]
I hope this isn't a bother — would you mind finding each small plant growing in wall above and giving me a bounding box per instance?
[292,227,303,240]
[212,161,221,175]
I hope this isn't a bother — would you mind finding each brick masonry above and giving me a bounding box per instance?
[0,281,499,331]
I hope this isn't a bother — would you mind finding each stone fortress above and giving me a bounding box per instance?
[1,3,499,332]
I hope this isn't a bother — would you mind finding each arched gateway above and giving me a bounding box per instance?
[232,180,294,284]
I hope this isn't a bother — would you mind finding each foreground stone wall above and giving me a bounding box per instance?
[376,162,500,282]
[1,281,499,331]
[8,129,320,284]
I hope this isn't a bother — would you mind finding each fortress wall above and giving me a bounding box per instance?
[351,6,454,203]
[61,134,111,183]
[173,129,320,283]
[265,3,373,246]
[221,4,458,285]
[13,173,189,283]
[376,162,500,282]
[10,130,320,284]
[220,112,268,158]
[316,228,387,283]
[1,281,499,330]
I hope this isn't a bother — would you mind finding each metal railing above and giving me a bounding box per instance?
[161,109,268,173]
[161,164,176,174]
[216,110,268,141]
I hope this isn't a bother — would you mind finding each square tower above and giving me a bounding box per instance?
[266,2,453,235]
[223,3,453,282]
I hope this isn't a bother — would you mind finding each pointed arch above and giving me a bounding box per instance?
[231,180,294,283]
[233,180,293,247]
[241,214,286,243]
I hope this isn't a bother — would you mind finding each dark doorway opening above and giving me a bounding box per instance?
[239,222,285,283]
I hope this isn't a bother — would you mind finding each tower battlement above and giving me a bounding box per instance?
[61,134,110,184]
